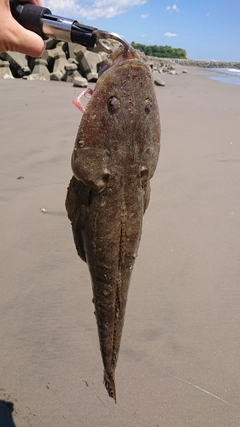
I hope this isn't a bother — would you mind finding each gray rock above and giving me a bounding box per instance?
[154,78,165,86]
[74,45,103,82]
[73,75,88,87]
[85,71,98,82]
[64,63,78,72]
[53,49,69,75]
[2,73,14,79]
[0,60,13,79]
[23,74,47,81]
[67,58,79,65]
[67,42,79,61]
[62,63,78,83]
[45,38,59,50]
[172,59,240,69]
[41,48,55,61]
[0,51,30,77]
[49,69,63,81]
[31,58,50,79]
[182,69,188,73]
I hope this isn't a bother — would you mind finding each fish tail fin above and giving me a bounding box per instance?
[103,370,117,403]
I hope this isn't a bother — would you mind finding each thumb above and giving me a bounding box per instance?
[5,15,45,57]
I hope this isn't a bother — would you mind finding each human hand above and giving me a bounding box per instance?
[0,0,45,57]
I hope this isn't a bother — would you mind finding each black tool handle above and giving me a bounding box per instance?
[10,0,51,39]
[10,0,99,48]
[71,22,97,48]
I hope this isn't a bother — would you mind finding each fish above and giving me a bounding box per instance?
[65,45,161,402]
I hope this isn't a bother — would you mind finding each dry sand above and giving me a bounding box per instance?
[0,66,240,426]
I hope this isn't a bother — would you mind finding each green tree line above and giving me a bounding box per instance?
[131,42,187,59]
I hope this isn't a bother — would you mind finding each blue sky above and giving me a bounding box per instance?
[42,0,240,61]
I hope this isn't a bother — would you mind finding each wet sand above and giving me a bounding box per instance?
[0,66,240,426]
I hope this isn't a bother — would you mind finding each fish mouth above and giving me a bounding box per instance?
[98,45,137,77]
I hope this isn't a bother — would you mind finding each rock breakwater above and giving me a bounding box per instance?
[172,59,240,69]
[0,41,178,85]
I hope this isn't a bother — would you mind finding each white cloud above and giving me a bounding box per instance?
[166,4,180,13]
[42,0,147,20]
[206,12,210,16]
[164,32,177,37]
[141,13,149,18]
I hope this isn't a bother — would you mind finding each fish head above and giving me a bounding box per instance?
[88,45,160,132]
[72,46,160,190]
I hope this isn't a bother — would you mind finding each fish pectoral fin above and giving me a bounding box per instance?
[65,176,90,262]
[72,227,86,262]
[72,148,111,192]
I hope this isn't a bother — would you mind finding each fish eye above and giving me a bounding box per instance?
[107,96,120,114]
[144,98,152,114]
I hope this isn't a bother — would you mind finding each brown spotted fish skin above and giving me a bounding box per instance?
[65,47,160,402]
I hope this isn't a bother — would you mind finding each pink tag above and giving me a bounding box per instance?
[72,88,94,113]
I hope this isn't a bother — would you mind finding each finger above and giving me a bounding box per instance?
[6,16,45,56]
[19,0,43,5]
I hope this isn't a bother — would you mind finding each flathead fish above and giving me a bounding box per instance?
[65,46,160,402]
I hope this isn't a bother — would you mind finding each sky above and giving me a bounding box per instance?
[42,0,240,61]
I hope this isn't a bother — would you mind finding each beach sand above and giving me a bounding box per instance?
[0,66,240,426]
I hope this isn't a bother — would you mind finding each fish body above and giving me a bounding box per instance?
[66,47,160,402]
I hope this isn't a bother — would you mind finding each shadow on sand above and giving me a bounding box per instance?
[0,400,16,427]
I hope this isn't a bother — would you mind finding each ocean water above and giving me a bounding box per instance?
[207,68,240,85]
